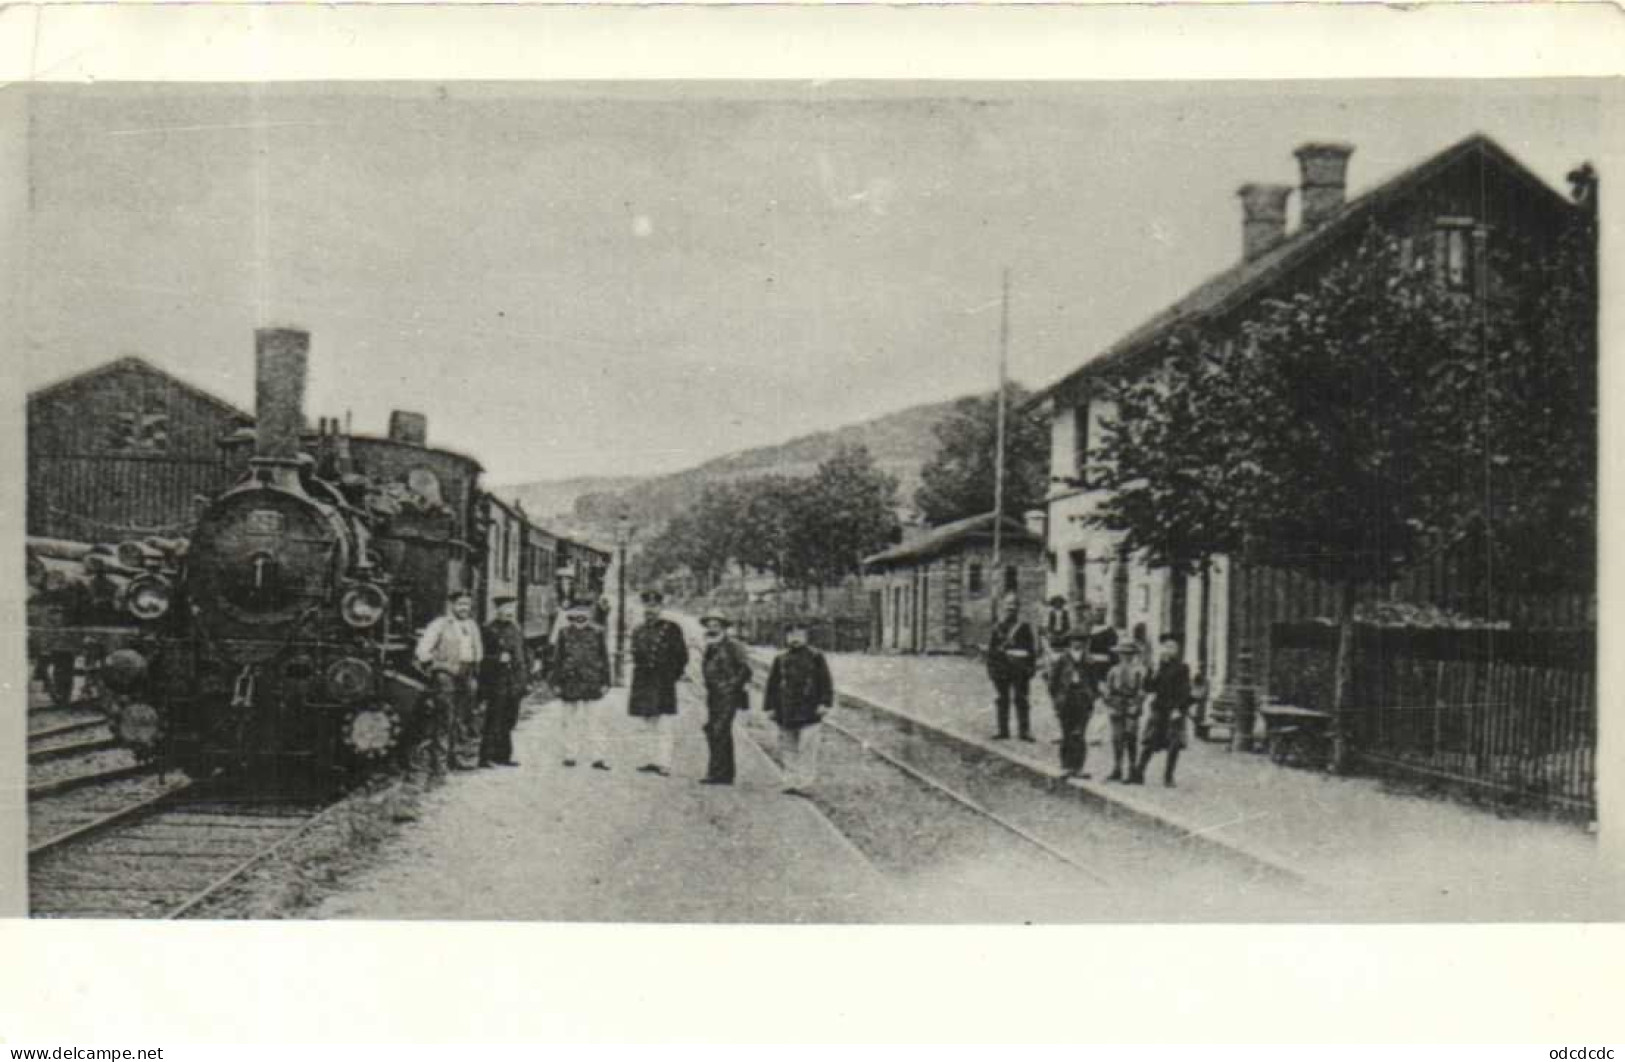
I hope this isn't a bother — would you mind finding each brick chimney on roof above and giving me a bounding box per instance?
[1294,142,1355,229]
[1238,183,1294,261]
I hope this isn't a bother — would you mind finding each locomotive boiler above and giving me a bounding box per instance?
[102,327,487,784]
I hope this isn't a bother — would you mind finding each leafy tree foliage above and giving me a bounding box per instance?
[633,446,900,593]
[914,383,1048,525]
[1088,220,1596,762]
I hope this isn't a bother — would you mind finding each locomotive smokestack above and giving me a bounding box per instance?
[254,327,310,461]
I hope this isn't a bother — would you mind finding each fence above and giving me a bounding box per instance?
[1269,623,1596,818]
[676,585,876,653]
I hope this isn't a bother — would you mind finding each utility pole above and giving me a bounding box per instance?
[992,268,1010,613]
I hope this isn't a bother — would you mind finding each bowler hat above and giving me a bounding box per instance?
[1048,595,1068,608]
[565,599,592,615]
[699,611,731,628]
[640,589,665,605]
[493,595,517,607]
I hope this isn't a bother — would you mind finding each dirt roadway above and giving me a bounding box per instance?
[315,689,900,922]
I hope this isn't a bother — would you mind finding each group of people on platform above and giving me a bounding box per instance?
[985,595,1197,787]
[411,587,836,796]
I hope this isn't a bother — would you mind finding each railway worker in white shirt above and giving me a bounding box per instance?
[415,590,486,775]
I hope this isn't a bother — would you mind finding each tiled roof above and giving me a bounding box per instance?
[1028,134,1576,408]
[28,354,250,420]
[864,511,1042,567]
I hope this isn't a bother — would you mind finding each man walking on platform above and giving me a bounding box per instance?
[763,620,835,796]
[552,600,611,768]
[628,589,689,776]
[697,612,752,785]
[1131,633,1193,787]
[986,595,1038,742]
[414,590,485,774]
[1046,631,1098,778]
[1102,640,1148,782]
[478,595,529,768]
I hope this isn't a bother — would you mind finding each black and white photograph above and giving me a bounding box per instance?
[6,62,1617,934]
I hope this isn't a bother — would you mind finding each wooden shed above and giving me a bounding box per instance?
[863,512,1047,655]
[27,357,250,543]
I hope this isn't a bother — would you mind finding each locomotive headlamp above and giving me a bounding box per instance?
[340,583,388,629]
[342,705,401,759]
[126,574,173,621]
[111,700,164,757]
[326,657,375,702]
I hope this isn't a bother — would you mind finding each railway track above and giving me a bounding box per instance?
[29,784,344,919]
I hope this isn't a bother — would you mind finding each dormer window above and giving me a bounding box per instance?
[1433,216,1480,293]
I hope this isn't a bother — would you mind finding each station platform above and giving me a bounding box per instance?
[316,687,897,923]
[809,651,1619,921]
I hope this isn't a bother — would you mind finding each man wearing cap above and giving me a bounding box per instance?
[1046,630,1098,778]
[1043,595,1073,654]
[763,620,836,796]
[478,595,529,768]
[698,611,753,785]
[986,595,1038,742]
[1101,639,1148,783]
[552,599,611,768]
[1132,633,1193,787]
[414,590,485,774]
[628,589,689,775]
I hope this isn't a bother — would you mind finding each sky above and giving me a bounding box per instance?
[19,81,1604,483]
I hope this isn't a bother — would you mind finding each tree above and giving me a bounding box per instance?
[796,444,900,588]
[1090,220,1596,768]
[914,382,1048,525]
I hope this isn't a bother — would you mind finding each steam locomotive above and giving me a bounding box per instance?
[31,328,609,784]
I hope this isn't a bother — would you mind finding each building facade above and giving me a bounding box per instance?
[27,357,250,544]
[1032,134,1594,703]
[864,512,1046,655]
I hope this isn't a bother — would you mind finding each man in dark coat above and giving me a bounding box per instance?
[552,599,611,768]
[986,595,1038,741]
[478,596,529,768]
[1131,633,1193,787]
[697,612,753,785]
[763,620,835,795]
[1045,631,1098,779]
[1043,595,1073,654]
[628,589,689,775]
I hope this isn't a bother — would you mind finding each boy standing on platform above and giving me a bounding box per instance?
[1131,633,1192,787]
[1102,640,1148,782]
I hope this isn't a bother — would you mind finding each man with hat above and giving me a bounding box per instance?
[698,610,753,785]
[1045,629,1099,778]
[986,594,1038,741]
[1101,638,1149,782]
[414,589,485,774]
[762,619,835,796]
[1043,595,1074,654]
[478,595,529,768]
[1131,633,1193,787]
[552,598,611,768]
[628,589,689,775]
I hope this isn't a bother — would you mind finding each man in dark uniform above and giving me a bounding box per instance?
[763,620,835,796]
[552,599,611,768]
[1131,633,1193,787]
[628,589,689,775]
[1045,630,1098,778]
[986,595,1038,742]
[478,595,529,768]
[698,611,753,785]
[1043,595,1073,654]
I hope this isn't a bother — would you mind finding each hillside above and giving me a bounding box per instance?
[495,395,967,537]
